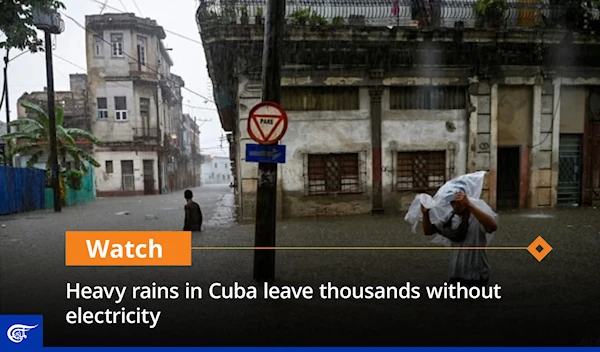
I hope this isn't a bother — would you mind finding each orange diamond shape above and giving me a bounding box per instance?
[527,236,553,262]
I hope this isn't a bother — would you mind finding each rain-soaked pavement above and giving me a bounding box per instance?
[1,184,599,346]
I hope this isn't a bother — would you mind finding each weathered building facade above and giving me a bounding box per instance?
[202,155,232,185]
[182,113,203,188]
[85,13,185,196]
[197,0,600,220]
[14,74,92,169]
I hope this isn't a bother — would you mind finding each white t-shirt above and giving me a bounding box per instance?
[446,213,493,281]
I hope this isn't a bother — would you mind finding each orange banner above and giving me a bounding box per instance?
[65,231,192,266]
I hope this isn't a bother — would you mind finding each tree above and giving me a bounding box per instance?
[0,0,66,52]
[0,139,16,165]
[0,102,102,189]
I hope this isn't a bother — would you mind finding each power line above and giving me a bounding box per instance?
[183,103,216,111]
[9,50,29,63]
[117,0,129,12]
[98,0,109,14]
[53,53,87,72]
[51,50,210,128]
[131,0,143,17]
[51,52,213,139]
[89,0,203,45]
[60,11,215,104]
[164,29,203,46]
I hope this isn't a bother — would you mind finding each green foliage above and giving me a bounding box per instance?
[0,102,102,173]
[0,0,66,52]
[239,5,249,17]
[256,7,263,17]
[332,16,345,26]
[63,168,83,190]
[0,139,16,165]
[291,8,312,24]
[474,0,508,19]
[309,11,327,26]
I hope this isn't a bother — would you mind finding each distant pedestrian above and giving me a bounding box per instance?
[183,189,203,232]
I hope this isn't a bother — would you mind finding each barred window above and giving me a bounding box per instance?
[281,87,359,111]
[397,151,446,191]
[307,153,360,195]
[390,86,466,110]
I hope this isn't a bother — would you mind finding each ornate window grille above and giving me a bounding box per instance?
[304,152,366,195]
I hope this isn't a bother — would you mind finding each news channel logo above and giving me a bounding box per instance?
[0,315,43,350]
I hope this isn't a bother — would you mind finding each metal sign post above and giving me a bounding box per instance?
[251,0,286,283]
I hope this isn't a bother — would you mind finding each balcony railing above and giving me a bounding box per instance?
[133,128,160,140]
[198,0,599,31]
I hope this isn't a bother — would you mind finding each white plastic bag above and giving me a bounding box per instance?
[403,171,496,247]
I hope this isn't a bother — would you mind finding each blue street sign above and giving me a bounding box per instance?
[245,143,286,164]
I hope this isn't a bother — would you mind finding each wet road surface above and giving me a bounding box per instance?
[1,185,599,346]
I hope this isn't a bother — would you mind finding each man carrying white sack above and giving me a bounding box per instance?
[404,171,499,288]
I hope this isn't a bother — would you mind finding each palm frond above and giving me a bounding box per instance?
[12,143,44,155]
[66,149,88,173]
[64,128,103,145]
[63,145,101,168]
[56,106,65,127]
[0,131,43,142]
[56,125,76,146]
[26,151,45,169]
[7,118,44,130]
[20,102,50,130]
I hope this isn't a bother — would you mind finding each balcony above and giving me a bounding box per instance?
[129,62,159,83]
[198,0,599,31]
[133,128,160,141]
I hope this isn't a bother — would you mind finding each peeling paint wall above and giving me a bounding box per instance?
[237,76,372,220]
[560,86,586,134]
[498,86,533,147]
[233,73,593,218]
[475,81,493,204]
[94,150,159,194]
[381,88,468,212]
[85,16,172,195]
[532,82,555,207]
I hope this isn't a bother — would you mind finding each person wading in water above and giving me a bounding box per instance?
[421,191,498,288]
[183,189,203,232]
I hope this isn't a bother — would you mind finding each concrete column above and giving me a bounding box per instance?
[530,84,543,208]
[369,87,384,214]
[489,84,498,210]
[551,79,562,207]
[468,84,479,173]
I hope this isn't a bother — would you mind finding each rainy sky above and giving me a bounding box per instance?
[0,0,229,157]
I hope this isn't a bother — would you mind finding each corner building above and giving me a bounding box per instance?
[196,0,600,220]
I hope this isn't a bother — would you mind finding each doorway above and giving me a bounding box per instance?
[121,160,135,192]
[558,134,583,206]
[583,88,600,205]
[497,147,521,209]
[143,160,155,195]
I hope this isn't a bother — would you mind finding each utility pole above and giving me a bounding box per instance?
[3,50,11,167]
[253,0,285,283]
[45,30,60,212]
[34,9,64,212]
[4,50,10,135]
[193,116,197,187]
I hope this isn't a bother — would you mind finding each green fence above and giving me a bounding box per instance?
[45,167,95,208]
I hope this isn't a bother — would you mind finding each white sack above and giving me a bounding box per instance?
[403,171,496,247]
